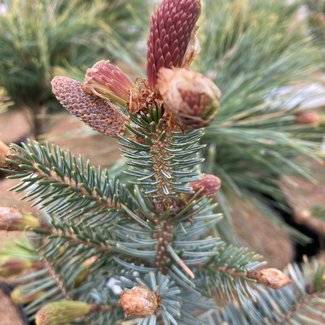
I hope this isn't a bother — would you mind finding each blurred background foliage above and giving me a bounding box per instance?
[196,0,325,242]
[0,0,148,137]
[305,0,325,47]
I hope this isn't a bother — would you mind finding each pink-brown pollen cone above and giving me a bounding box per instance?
[51,76,129,138]
[147,0,201,88]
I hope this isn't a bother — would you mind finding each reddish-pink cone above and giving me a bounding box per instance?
[84,60,135,105]
[51,76,129,137]
[190,174,221,198]
[147,0,201,88]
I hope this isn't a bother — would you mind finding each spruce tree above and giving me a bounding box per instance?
[0,0,324,324]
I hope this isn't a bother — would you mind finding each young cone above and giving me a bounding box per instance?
[51,76,129,137]
[35,301,92,325]
[0,259,33,277]
[11,287,44,305]
[147,0,201,88]
[84,60,135,105]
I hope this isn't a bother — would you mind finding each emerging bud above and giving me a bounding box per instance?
[51,76,129,138]
[84,60,135,105]
[247,268,291,289]
[147,0,201,88]
[73,257,97,288]
[0,207,41,231]
[35,301,92,325]
[73,268,90,288]
[11,287,44,305]
[190,174,221,198]
[0,141,10,168]
[158,68,221,130]
[296,111,321,125]
[0,259,33,277]
[119,286,159,318]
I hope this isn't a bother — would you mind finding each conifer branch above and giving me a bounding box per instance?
[119,108,206,273]
[279,291,323,324]
[199,260,325,325]
[42,257,71,300]
[2,141,132,225]
[43,226,113,254]
[197,244,265,301]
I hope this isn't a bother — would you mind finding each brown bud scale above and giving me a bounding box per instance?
[0,141,10,167]
[248,268,291,289]
[157,68,221,130]
[119,286,160,318]
[190,174,221,198]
